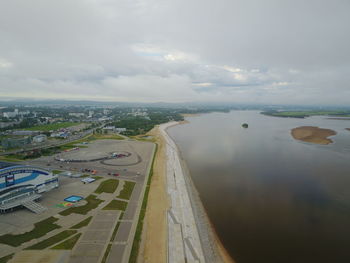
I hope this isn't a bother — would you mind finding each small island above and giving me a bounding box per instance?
[242,123,249,128]
[291,126,336,145]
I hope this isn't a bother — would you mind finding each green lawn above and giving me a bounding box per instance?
[88,134,124,141]
[119,211,124,220]
[103,200,128,211]
[24,122,78,131]
[110,222,121,242]
[94,179,119,194]
[51,233,81,250]
[0,156,22,162]
[117,181,136,200]
[0,253,14,263]
[70,216,92,229]
[101,244,112,263]
[59,195,103,216]
[0,217,61,247]
[52,170,62,174]
[27,230,77,249]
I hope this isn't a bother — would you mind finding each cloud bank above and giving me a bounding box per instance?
[1,0,349,105]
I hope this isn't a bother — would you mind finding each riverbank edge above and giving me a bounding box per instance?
[164,121,235,263]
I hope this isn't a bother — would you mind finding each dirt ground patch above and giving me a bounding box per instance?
[10,250,69,263]
[139,126,169,263]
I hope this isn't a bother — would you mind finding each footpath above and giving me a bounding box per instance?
[160,123,206,263]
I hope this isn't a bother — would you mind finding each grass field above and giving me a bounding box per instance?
[88,134,124,140]
[103,200,128,211]
[26,230,77,249]
[101,244,112,263]
[94,179,119,194]
[117,181,136,200]
[70,216,92,229]
[59,195,103,216]
[0,217,61,247]
[0,156,22,162]
[24,122,79,131]
[0,253,14,263]
[110,222,121,242]
[52,233,82,250]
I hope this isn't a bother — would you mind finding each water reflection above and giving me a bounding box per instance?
[168,111,350,263]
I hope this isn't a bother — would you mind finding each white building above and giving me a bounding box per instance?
[3,112,17,118]
[69,113,85,117]
[18,111,30,116]
[115,127,126,133]
[0,163,58,213]
[33,134,47,143]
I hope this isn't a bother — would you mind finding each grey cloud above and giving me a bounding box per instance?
[0,0,349,105]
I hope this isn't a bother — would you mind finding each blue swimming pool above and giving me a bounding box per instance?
[64,195,83,202]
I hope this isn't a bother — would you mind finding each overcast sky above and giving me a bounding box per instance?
[0,0,349,105]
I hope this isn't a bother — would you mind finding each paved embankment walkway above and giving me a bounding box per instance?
[160,123,206,263]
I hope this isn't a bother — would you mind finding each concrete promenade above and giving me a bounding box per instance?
[160,123,206,263]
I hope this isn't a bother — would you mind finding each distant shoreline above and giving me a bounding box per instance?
[181,113,201,117]
[291,126,337,145]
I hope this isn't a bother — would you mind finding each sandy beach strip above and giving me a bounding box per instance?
[291,126,337,145]
[139,126,169,263]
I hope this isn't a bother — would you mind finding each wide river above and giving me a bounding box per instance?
[168,111,350,263]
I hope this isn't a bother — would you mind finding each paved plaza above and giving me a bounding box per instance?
[0,139,155,263]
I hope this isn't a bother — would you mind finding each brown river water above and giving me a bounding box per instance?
[168,111,350,263]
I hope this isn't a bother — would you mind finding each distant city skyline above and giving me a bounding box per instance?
[1,0,349,105]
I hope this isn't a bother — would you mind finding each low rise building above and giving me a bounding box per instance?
[1,137,32,149]
[3,112,17,118]
[12,130,39,136]
[115,127,127,133]
[32,134,47,143]
[69,113,85,118]
[50,131,69,139]
[0,162,58,213]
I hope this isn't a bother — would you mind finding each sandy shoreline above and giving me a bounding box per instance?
[291,126,337,145]
[181,113,201,117]
[139,126,169,263]
[140,120,234,262]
